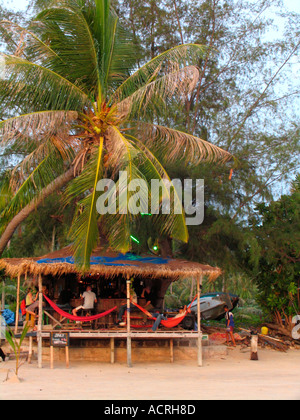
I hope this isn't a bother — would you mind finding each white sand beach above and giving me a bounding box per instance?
[0,347,299,400]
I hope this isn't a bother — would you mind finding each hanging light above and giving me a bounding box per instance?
[130,235,140,244]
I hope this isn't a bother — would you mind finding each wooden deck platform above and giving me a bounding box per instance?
[39,328,205,365]
[41,329,202,339]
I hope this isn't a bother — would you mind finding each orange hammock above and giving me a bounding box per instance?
[130,294,197,328]
[43,294,117,322]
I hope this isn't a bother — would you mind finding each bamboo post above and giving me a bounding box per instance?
[28,336,33,364]
[110,337,115,364]
[37,273,43,369]
[65,346,70,368]
[14,274,21,335]
[197,275,203,367]
[170,338,174,363]
[50,345,54,369]
[250,331,259,361]
[1,279,5,311]
[190,277,195,301]
[126,275,132,368]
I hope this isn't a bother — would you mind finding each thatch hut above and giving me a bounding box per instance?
[0,246,222,367]
[0,244,221,282]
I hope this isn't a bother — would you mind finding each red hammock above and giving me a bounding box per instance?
[130,294,197,328]
[43,294,117,322]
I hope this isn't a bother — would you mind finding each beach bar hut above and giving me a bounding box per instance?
[0,246,222,367]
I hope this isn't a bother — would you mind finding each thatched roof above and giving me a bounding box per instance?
[0,245,222,282]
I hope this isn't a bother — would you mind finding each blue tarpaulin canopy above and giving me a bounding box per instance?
[36,253,170,267]
[0,245,222,281]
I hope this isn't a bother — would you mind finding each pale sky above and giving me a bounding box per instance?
[3,0,300,13]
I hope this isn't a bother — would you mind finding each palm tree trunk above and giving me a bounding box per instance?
[51,225,56,252]
[0,167,75,257]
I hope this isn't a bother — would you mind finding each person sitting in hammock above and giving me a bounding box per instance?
[140,285,157,323]
[25,286,49,327]
[116,285,156,324]
[115,284,138,326]
[149,304,189,331]
[150,310,167,332]
[140,286,168,330]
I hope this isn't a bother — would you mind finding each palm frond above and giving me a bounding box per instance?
[0,146,67,229]
[102,128,188,246]
[68,139,104,269]
[111,43,207,103]
[0,110,78,147]
[92,0,118,92]
[112,127,148,215]
[131,122,233,165]
[104,125,130,177]
[0,54,90,112]
[0,20,63,65]
[0,173,12,213]
[34,0,102,95]
[117,65,200,120]
[4,131,76,198]
[94,1,136,91]
[98,127,148,252]
[127,134,189,243]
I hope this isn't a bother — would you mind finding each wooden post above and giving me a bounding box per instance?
[197,275,202,367]
[170,338,174,363]
[1,279,5,311]
[14,274,21,335]
[190,277,195,301]
[126,275,132,368]
[28,336,33,364]
[50,332,69,369]
[110,337,115,364]
[50,345,54,369]
[37,273,43,369]
[65,346,70,368]
[250,331,259,361]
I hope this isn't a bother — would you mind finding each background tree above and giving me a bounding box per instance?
[114,0,299,274]
[115,0,300,210]
[247,176,300,329]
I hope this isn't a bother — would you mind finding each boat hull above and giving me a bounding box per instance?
[189,293,239,321]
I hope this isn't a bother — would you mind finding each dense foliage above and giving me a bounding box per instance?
[247,176,300,326]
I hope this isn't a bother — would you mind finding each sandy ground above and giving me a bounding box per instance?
[0,347,299,400]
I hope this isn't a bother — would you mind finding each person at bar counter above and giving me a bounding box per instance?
[114,283,126,299]
[140,285,159,324]
[141,285,156,312]
[56,287,74,321]
[57,287,74,310]
[72,286,97,317]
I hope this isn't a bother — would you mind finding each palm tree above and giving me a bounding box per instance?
[0,0,232,269]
